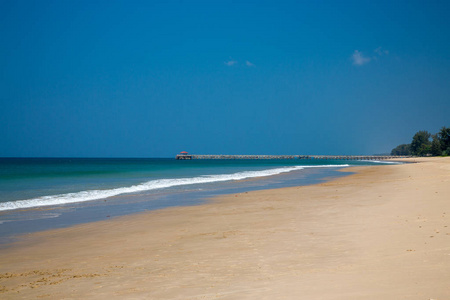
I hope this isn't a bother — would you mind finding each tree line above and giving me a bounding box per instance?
[391,126,450,156]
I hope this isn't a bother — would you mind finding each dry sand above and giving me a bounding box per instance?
[1,157,449,299]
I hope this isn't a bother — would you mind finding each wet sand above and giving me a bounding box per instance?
[1,157,449,299]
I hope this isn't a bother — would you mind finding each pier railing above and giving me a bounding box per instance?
[175,154,410,160]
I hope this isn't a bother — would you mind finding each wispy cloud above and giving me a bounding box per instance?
[245,60,255,67]
[224,59,237,66]
[351,47,390,66]
[224,58,255,67]
[352,50,371,66]
[374,47,389,56]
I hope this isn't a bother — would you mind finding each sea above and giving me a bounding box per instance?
[0,157,396,244]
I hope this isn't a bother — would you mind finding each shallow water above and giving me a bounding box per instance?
[0,158,393,244]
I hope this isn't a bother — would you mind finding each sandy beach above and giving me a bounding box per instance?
[1,157,449,299]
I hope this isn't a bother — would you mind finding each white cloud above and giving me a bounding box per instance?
[224,59,237,66]
[352,50,371,66]
[245,60,254,67]
[374,47,389,56]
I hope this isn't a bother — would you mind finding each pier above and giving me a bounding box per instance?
[175,154,409,160]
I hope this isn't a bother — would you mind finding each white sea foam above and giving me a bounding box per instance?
[0,164,349,211]
[368,160,401,164]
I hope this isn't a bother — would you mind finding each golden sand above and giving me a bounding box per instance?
[1,157,449,299]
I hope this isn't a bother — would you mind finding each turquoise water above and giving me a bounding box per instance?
[0,158,394,243]
[0,158,366,210]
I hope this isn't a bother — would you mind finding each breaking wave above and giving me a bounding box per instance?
[0,164,349,211]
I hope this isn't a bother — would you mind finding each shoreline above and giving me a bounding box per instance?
[1,157,449,299]
[0,165,351,245]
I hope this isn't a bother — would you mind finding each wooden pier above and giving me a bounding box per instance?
[176,154,409,160]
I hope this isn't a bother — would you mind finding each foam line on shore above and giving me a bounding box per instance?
[0,165,349,211]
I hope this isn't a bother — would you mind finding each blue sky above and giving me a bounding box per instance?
[1,0,449,157]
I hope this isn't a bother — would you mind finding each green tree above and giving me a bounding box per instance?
[430,135,442,156]
[391,144,411,156]
[437,126,450,155]
[410,131,431,156]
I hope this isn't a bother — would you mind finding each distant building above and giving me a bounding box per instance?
[176,151,192,160]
